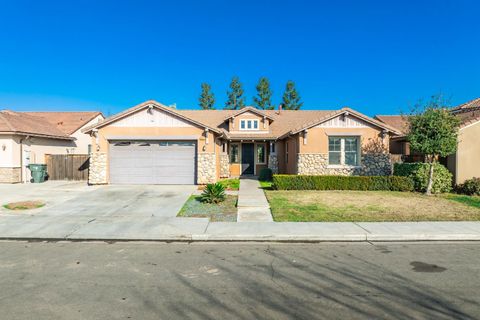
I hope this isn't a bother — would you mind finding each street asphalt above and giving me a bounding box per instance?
[0,241,478,319]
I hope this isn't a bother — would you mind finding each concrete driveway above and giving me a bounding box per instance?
[0,181,208,239]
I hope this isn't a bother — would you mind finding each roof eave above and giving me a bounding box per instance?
[0,131,75,141]
[82,101,222,134]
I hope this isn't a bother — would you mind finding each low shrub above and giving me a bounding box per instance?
[272,175,414,191]
[456,177,480,196]
[393,162,452,194]
[258,168,273,182]
[200,183,226,204]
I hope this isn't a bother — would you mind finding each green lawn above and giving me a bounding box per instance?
[178,195,237,222]
[218,178,240,191]
[444,194,480,209]
[265,190,480,222]
[259,180,273,189]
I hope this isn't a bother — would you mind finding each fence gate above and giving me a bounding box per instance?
[45,154,89,181]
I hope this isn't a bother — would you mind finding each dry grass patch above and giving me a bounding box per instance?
[265,190,480,222]
[3,201,45,211]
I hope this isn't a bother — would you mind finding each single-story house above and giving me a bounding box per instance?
[375,97,480,185]
[83,100,400,185]
[0,110,104,183]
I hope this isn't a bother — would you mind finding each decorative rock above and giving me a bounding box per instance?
[220,153,230,178]
[0,167,21,183]
[268,154,279,174]
[88,152,107,184]
[297,153,392,176]
[197,152,216,184]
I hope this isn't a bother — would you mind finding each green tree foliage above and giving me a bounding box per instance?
[253,77,273,110]
[225,76,245,110]
[407,95,460,195]
[282,80,303,110]
[198,83,215,110]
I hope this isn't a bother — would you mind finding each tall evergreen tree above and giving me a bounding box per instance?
[198,83,215,110]
[253,77,273,110]
[282,80,303,110]
[224,76,245,110]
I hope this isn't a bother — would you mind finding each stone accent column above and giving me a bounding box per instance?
[197,152,216,184]
[297,153,328,175]
[361,153,392,176]
[268,154,279,174]
[0,167,21,183]
[220,153,230,178]
[88,152,107,185]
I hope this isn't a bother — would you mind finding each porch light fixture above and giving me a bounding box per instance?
[204,128,209,145]
[1,144,5,151]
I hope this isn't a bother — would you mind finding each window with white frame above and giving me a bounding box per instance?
[328,136,360,166]
[240,119,259,130]
[256,143,266,164]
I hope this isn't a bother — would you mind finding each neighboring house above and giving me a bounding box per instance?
[83,100,400,185]
[0,110,104,183]
[375,97,480,185]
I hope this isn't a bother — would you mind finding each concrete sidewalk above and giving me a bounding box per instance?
[0,218,479,242]
[236,177,273,222]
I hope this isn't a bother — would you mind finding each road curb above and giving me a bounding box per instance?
[0,235,479,242]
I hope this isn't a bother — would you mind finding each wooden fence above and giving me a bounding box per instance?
[45,154,90,181]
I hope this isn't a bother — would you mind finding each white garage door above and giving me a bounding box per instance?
[109,140,196,185]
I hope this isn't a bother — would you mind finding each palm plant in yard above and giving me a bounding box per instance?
[200,183,226,204]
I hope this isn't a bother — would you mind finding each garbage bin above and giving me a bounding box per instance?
[28,164,47,183]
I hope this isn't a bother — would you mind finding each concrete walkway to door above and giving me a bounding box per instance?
[237,177,273,222]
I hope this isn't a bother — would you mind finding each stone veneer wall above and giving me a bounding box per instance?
[297,153,391,176]
[268,154,279,174]
[197,152,216,184]
[219,153,230,178]
[0,167,21,183]
[88,152,107,185]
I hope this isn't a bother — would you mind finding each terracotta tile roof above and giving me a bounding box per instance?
[22,111,103,135]
[0,110,73,140]
[451,97,480,113]
[177,109,335,139]
[450,97,480,128]
[83,100,222,134]
[84,100,401,140]
[374,115,410,135]
[455,109,480,128]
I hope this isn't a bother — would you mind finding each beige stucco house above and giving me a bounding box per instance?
[84,100,400,185]
[375,97,480,185]
[0,110,103,183]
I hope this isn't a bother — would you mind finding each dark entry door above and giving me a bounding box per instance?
[241,143,255,175]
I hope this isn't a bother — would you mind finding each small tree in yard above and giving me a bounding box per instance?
[407,96,460,195]
[198,83,215,110]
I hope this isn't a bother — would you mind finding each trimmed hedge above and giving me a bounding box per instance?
[393,162,452,194]
[272,175,414,191]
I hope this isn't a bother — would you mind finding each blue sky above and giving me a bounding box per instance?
[0,0,478,116]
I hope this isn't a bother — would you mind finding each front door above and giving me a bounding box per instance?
[241,143,255,175]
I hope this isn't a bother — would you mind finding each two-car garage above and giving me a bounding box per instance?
[109,140,196,185]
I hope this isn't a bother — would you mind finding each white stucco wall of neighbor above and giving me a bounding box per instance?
[0,135,18,167]
[71,114,104,154]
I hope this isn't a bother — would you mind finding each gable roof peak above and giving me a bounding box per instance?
[224,106,275,121]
